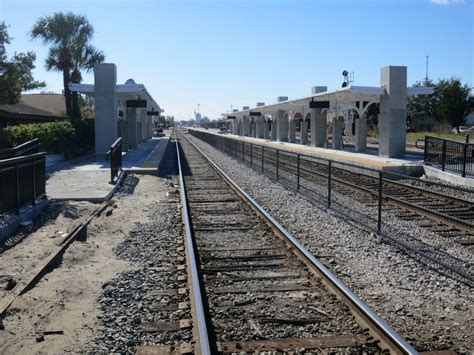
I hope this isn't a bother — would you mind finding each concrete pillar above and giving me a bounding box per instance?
[310,108,326,147]
[301,118,308,145]
[354,116,367,153]
[125,107,138,149]
[271,118,277,141]
[238,119,242,135]
[276,110,288,142]
[332,116,343,150]
[255,116,264,138]
[242,116,250,136]
[263,119,270,139]
[379,66,407,158]
[94,63,117,157]
[289,119,296,143]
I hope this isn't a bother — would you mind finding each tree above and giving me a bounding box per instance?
[434,78,472,129]
[0,22,45,105]
[31,12,104,118]
[407,79,436,129]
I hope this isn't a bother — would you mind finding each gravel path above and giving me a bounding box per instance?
[188,133,473,353]
[86,175,188,353]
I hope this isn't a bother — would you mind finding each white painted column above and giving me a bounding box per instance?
[379,66,407,158]
[242,116,250,136]
[289,119,296,143]
[332,115,343,150]
[354,116,367,153]
[301,118,308,145]
[94,63,117,158]
[310,108,326,147]
[263,118,270,139]
[276,110,288,142]
[255,116,264,138]
[126,107,138,149]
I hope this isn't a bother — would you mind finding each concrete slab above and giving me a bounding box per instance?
[423,165,474,187]
[46,137,167,201]
[190,128,424,176]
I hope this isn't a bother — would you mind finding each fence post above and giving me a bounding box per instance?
[327,161,331,208]
[15,161,20,215]
[297,154,300,191]
[441,139,447,171]
[377,170,383,237]
[462,135,469,178]
[31,158,36,206]
[242,142,245,162]
[423,136,428,162]
[262,146,264,172]
[276,150,279,181]
[250,143,253,167]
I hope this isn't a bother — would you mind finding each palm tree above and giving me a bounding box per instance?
[31,12,104,117]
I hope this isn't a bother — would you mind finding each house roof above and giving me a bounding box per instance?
[0,95,66,122]
[20,94,66,116]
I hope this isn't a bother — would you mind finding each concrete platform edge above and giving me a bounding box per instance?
[423,165,474,187]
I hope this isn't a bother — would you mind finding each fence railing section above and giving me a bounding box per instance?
[424,135,473,177]
[0,139,41,160]
[106,137,122,184]
[0,152,46,215]
[189,129,385,236]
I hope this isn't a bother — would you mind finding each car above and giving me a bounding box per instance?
[452,126,472,134]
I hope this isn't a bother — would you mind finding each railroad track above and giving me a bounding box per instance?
[175,133,418,354]
[189,131,474,243]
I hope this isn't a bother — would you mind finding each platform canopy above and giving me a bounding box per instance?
[222,85,433,118]
[70,79,162,113]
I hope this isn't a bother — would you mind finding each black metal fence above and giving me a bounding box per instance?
[424,135,473,177]
[189,129,386,235]
[0,139,41,160]
[106,137,122,184]
[0,152,46,215]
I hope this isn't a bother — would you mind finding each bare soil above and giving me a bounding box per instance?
[0,174,169,354]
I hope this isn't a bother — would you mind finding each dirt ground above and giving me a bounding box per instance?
[0,174,172,354]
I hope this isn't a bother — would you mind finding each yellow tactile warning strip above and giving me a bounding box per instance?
[191,129,405,169]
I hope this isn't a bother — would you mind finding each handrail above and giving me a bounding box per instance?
[424,135,473,177]
[106,137,122,184]
[0,138,41,159]
[0,152,46,166]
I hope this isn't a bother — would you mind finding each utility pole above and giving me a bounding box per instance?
[425,55,429,84]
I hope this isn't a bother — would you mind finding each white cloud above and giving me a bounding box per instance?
[430,0,464,5]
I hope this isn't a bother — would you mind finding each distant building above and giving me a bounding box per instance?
[0,94,66,128]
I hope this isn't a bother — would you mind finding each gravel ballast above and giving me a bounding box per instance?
[187,133,473,353]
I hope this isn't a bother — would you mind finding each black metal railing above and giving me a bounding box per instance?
[189,129,386,236]
[106,137,122,184]
[0,138,41,160]
[424,135,473,177]
[0,152,46,215]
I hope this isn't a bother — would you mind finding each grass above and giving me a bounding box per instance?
[406,131,469,144]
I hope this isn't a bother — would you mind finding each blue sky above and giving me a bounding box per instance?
[1,0,473,120]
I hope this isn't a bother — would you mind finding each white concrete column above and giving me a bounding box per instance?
[310,108,326,147]
[276,110,288,142]
[332,116,343,150]
[242,116,250,136]
[301,118,308,145]
[263,118,270,139]
[289,119,296,143]
[354,116,367,153]
[94,63,117,157]
[379,66,407,158]
[255,116,264,138]
[125,107,138,149]
[271,118,277,141]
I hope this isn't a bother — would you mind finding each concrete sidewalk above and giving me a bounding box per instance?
[46,136,168,201]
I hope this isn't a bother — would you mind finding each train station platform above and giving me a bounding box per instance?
[189,128,424,175]
[46,134,170,202]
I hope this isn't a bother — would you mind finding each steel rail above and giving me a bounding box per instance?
[182,133,419,355]
[174,133,212,355]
